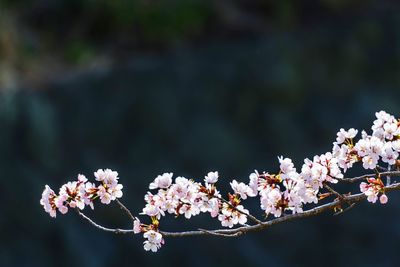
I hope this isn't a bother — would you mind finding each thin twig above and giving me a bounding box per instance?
[377,165,388,172]
[323,184,344,200]
[339,171,400,183]
[216,196,263,225]
[115,199,136,223]
[75,209,134,234]
[386,165,391,186]
[198,228,243,237]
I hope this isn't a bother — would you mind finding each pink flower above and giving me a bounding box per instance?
[360,178,386,204]
[142,204,162,218]
[204,171,219,184]
[143,230,164,252]
[54,193,68,214]
[97,185,112,204]
[278,156,296,174]
[248,172,259,197]
[218,214,234,228]
[336,128,358,144]
[149,173,173,190]
[40,185,57,218]
[133,218,142,234]
[379,194,388,204]
[94,169,119,187]
[178,204,200,219]
[230,180,252,200]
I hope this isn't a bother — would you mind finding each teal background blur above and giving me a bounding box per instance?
[1,1,400,267]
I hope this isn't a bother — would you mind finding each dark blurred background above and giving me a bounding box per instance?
[1,1,400,267]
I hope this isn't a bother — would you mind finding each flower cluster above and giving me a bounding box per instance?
[360,177,388,204]
[132,111,399,252]
[244,152,344,218]
[40,110,400,253]
[142,172,221,220]
[136,172,224,251]
[253,158,303,217]
[94,169,123,204]
[40,169,123,218]
[332,111,400,172]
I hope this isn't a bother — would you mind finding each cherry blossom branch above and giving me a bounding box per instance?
[339,171,400,183]
[198,228,244,237]
[159,181,400,238]
[74,177,400,238]
[39,111,400,252]
[323,183,345,200]
[377,165,388,171]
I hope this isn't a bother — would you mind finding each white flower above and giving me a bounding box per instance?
[110,183,123,199]
[354,135,383,169]
[178,204,200,219]
[55,194,69,214]
[360,178,386,204]
[278,156,296,175]
[143,230,163,252]
[336,128,358,144]
[381,142,399,165]
[40,185,57,218]
[233,205,249,225]
[362,155,379,170]
[372,111,399,140]
[207,198,220,217]
[392,139,400,152]
[311,163,328,181]
[248,172,259,197]
[94,169,119,187]
[133,218,142,234]
[77,174,88,183]
[286,193,303,214]
[383,122,400,140]
[236,213,248,225]
[360,182,378,203]
[142,204,162,218]
[299,185,318,204]
[218,214,234,228]
[260,187,283,217]
[144,230,162,242]
[143,241,158,252]
[204,171,219,184]
[149,173,173,190]
[97,185,112,204]
[230,180,252,199]
[59,181,85,210]
[302,152,343,187]
[375,110,392,121]
[370,136,384,155]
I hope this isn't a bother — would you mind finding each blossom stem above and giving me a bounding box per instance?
[216,196,263,224]
[338,171,400,183]
[198,228,243,237]
[75,209,134,234]
[323,183,344,200]
[386,164,391,186]
[115,199,136,223]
